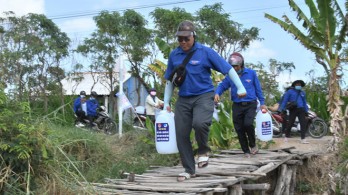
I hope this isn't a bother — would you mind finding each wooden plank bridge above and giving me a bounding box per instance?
[84,140,328,195]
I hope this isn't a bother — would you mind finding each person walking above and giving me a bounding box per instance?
[214,52,267,158]
[74,90,87,127]
[163,20,246,182]
[278,80,309,144]
[145,88,164,124]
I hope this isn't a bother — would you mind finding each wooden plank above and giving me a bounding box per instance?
[198,170,266,177]
[209,158,262,166]
[94,187,197,195]
[90,182,218,193]
[241,183,270,190]
[267,147,296,152]
[89,149,321,194]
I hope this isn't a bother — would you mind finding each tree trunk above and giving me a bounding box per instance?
[59,82,66,120]
[327,65,345,151]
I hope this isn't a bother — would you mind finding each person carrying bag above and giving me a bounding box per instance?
[286,91,300,110]
[169,50,196,87]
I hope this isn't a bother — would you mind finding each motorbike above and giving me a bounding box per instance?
[271,109,328,138]
[133,106,147,128]
[75,106,118,135]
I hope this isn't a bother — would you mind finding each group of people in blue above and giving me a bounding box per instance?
[71,20,310,182]
[73,90,100,128]
[161,20,309,182]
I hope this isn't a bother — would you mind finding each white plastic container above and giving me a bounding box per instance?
[255,109,273,141]
[154,110,178,154]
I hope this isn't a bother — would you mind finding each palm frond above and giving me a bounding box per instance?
[289,0,324,44]
[148,59,167,83]
[289,0,314,29]
[305,0,319,19]
[317,0,336,40]
[332,0,348,51]
[265,14,324,57]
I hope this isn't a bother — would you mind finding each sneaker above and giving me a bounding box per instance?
[244,153,251,158]
[301,139,309,144]
[75,123,85,127]
[251,146,259,155]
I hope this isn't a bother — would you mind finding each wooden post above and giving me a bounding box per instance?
[289,165,297,195]
[283,165,293,195]
[241,183,270,190]
[274,164,287,194]
[230,184,242,195]
[241,183,270,195]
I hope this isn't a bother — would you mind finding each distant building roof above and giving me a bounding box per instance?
[61,72,130,96]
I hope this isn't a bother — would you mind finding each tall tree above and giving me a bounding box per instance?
[118,9,152,95]
[265,0,348,147]
[269,58,296,82]
[76,10,152,114]
[150,4,262,88]
[0,12,70,113]
[75,12,121,116]
[196,3,262,59]
[0,12,31,99]
[150,7,194,47]
[26,14,70,113]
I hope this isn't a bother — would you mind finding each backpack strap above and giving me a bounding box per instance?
[181,50,196,67]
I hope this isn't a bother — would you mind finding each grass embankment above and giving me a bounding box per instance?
[40,125,178,194]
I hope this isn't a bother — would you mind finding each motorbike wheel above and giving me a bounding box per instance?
[133,119,141,127]
[308,118,328,138]
[272,122,283,138]
[102,119,118,135]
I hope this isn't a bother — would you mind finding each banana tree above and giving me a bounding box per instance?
[265,0,348,149]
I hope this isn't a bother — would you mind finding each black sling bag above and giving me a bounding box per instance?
[169,50,196,87]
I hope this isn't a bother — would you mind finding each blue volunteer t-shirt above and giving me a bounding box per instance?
[215,68,265,105]
[164,42,232,97]
[279,88,308,112]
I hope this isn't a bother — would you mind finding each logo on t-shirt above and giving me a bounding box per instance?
[191,60,199,65]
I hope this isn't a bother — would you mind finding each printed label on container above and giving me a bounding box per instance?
[261,121,272,135]
[156,123,169,142]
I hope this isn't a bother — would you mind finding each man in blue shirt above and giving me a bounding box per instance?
[214,52,267,158]
[278,80,309,144]
[163,21,246,182]
[87,91,99,126]
[74,91,87,127]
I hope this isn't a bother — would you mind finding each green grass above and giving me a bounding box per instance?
[18,123,180,194]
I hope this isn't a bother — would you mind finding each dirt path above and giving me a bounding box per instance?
[269,136,333,153]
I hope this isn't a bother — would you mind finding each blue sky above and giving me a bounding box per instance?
[0,0,346,89]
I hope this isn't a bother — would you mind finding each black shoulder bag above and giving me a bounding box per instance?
[286,91,300,110]
[169,50,196,87]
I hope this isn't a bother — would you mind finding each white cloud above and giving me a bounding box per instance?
[244,41,276,63]
[0,0,44,16]
[58,17,96,36]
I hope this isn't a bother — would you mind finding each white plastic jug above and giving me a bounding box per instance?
[154,110,178,154]
[255,109,273,141]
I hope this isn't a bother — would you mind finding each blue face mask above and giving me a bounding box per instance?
[295,86,302,90]
[236,69,243,74]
